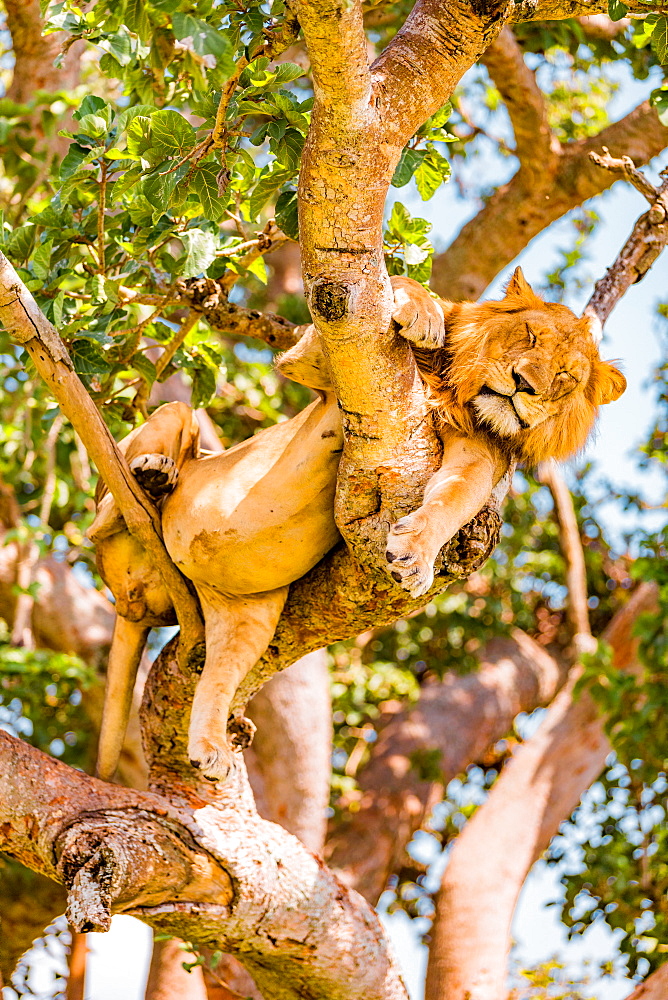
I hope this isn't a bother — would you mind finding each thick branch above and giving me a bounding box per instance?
[432,102,668,301]
[372,0,512,136]
[0,253,204,653]
[0,730,409,1000]
[325,629,568,901]
[4,0,81,99]
[626,965,668,1000]
[424,582,658,1000]
[480,27,554,171]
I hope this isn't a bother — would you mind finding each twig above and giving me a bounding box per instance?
[585,155,668,326]
[154,311,199,380]
[589,147,658,205]
[537,460,593,657]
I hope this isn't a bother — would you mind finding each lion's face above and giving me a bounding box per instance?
[427,269,626,465]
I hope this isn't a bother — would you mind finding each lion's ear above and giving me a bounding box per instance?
[504,267,542,307]
[592,361,626,405]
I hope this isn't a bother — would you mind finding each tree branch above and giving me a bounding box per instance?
[626,964,668,1000]
[538,461,591,648]
[0,253,204,657]
[584,158,668,325]
[177,278,302,350]
[0,729,409,1000]
[325,629,568,901]
[480,27,555,172]
[423,582,658,1000]
[431,102,668,302]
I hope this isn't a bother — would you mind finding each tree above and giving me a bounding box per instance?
[0,0,667,998]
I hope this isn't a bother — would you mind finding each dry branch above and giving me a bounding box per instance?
[585,158,668,325]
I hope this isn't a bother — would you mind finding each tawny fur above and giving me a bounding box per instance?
[89,269,625,782]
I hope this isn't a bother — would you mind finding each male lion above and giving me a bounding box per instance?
[90,268,625,782]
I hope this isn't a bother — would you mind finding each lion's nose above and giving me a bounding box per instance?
[512,369,537,395]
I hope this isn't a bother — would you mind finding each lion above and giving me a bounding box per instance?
[89,268,625,782]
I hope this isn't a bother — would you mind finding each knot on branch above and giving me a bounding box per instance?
[311,279,352,322]
[57,830,124,933]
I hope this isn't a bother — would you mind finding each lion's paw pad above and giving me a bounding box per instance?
[130,453,178,499]
[188,739,236,783]
[386,518,435,598]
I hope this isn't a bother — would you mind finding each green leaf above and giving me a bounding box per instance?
[124,0,151,39]
[275,188,299,241]
[607,0,628,20]
[246,255,267,284]
[191,164,228,222]
[75,113,109,139]
[178,229,217,278]
[249,166,291,221]
[272,127,303,171]
[32,239,53,280]
[73,96,110,123]
[650,86,668,125]
[190,362,217,409]
[414,149,450,200]
[650,16,668,63]
[117,104,155,134]
[273,62,305,85]
[142,170,180,222]
[105,28,134,67]
[392,148,425,188]
[172,12,233,72]
[60,144,87,179]
[5,225,36,262]
[52,291,65,327]
[150,110,197,156]
[132,354,157,387]
[70,339,112,376]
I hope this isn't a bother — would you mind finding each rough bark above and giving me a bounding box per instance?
[0,726,409,1000]
[326,630,568,901]
[424,582,658,1000]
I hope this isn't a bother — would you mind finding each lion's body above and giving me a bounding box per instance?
[162,394,342,596]
[90,270,625,782]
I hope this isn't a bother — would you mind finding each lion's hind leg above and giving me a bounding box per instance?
[188,585,289,782]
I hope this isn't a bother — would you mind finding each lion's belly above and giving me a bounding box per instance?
[161,396,343,595]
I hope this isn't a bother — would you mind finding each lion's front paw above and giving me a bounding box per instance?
[188,736,236,783]
[391,277,445,349]
[385,513,436,599]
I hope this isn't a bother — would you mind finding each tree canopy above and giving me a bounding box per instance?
[0,0,667,998]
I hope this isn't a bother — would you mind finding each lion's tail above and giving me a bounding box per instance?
[96,617,150,782]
